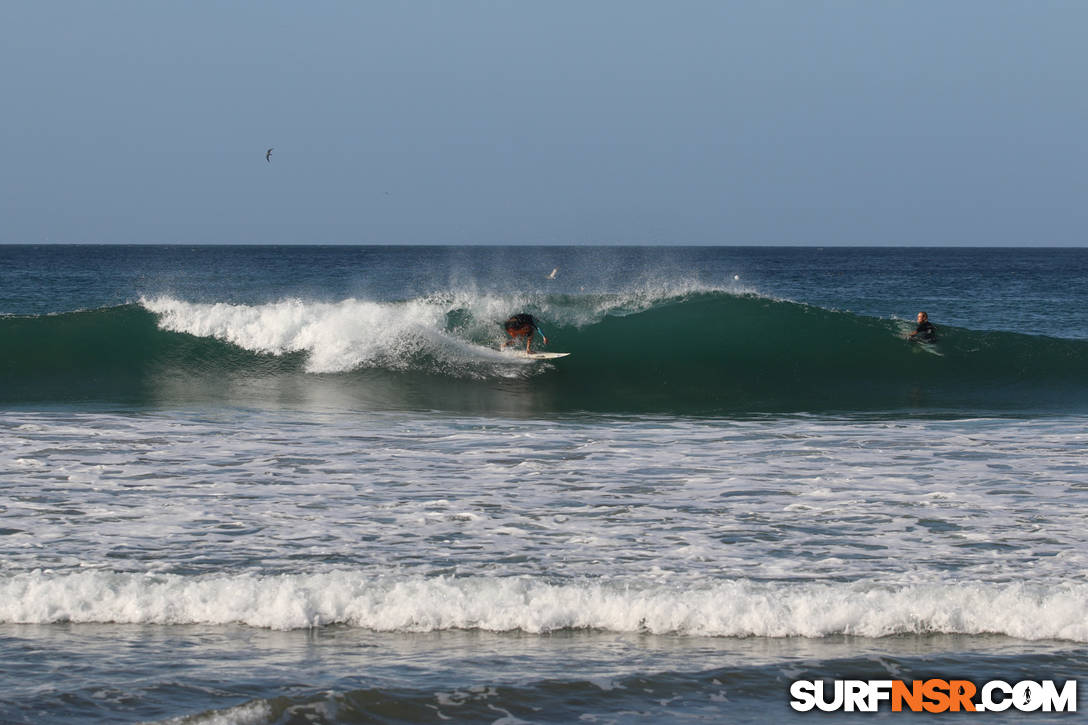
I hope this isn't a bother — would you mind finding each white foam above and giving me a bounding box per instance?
[156,700,273,725]
[4,411,1088,586]
[2,571,1085,640]
[140,284,750,374]
[144,296,471,373]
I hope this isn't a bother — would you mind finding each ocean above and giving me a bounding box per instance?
[1,245,1085,723]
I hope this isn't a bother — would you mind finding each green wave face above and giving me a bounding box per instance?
[0,305,304,404]
[3,294,1086,414]
[535,292,1088,413]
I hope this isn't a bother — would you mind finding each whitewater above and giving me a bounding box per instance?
[1,245,1086,723]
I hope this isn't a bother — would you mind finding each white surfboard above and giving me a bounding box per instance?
[505,350,570,360]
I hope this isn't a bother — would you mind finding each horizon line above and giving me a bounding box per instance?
[3,240,1087,248]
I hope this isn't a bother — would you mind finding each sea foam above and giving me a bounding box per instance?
[143,296,470,373]
[3,571,1085,641]
[140,284,735,374]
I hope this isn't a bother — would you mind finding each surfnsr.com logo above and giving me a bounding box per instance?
[790,679,1077,713]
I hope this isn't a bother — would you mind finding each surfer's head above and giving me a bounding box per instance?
[917,311,928,324]
[503,314,536,336]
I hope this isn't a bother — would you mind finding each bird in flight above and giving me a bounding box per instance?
[266,148,274,163]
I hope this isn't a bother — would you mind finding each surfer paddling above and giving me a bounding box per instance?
[501,313,548,354]
[908,311,937,343]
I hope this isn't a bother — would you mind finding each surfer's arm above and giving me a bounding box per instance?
[536,327,548,345]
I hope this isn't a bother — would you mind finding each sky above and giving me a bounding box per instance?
[1,1,1086,245]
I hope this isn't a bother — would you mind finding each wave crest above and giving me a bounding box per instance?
[3,290,1087,412]
[4,571,1086,641]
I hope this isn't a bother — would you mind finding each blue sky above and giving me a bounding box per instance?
[2,1,1085,244]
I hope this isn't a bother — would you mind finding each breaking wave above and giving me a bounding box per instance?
[3,289,1087,413]
[3,571,1086,641]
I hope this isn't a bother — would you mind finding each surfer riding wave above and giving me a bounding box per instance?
[501,313,548,354]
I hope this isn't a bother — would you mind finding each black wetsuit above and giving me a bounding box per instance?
[912,320,937,343]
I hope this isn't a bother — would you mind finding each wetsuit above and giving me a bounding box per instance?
[912,320,937,343]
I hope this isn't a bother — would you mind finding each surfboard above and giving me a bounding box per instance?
[505,351,570,360]
[910,339,943,356]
